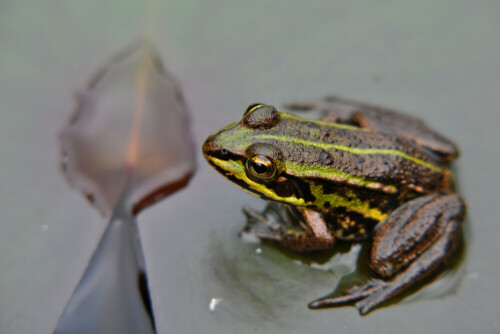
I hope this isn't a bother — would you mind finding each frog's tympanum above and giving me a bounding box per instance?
[202,97,466,315]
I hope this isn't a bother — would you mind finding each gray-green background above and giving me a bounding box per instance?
[1,1,499,333]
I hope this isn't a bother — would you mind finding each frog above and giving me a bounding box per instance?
[202,96,466,315]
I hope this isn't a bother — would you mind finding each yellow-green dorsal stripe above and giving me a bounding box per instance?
[251,134,443,172]
[285,161,397,192]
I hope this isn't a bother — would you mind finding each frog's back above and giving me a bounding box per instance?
[257,113,450,196]
[261,113,453,240]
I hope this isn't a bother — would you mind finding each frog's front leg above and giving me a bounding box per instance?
[309,193,465,315]
[243,207,335,253]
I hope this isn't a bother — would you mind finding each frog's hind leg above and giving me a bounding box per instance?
[309,193,465,315]
[242,207,335,253]
[285,95,458,161]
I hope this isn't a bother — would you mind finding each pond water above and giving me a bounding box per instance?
[1,1,499,333]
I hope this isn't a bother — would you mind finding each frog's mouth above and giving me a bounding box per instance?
[202,133,218,160]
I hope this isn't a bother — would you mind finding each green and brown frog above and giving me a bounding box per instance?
[202,96,466,315]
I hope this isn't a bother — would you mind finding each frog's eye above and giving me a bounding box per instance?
[242,104,280,129]
[244,103,265,116]
[246,155,278,182]
[244,143,285,183]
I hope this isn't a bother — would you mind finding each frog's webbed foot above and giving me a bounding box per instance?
[242,206,335,253]
[285,95,458,161]
[310,193,465,315]
[241,206,284,242]
[308,280,385,312]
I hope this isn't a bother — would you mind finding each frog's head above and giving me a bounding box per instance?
[202,104,312,206]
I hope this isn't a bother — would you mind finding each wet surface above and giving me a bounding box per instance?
[1,1,500,333]
[240,202,467,312]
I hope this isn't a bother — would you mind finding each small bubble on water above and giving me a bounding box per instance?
[209,297,223,312]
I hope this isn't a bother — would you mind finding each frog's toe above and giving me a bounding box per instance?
[239,217,284,242]
[243,229,283,242]
[242,206,268,223]
[354,285,399,315]
[308,281,383,309]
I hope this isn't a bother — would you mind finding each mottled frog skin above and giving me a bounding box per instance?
[202,96,466,315]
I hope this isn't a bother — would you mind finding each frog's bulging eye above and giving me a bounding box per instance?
[242,104,280,129]
[244,143,285,183]
[244,103,265,116]
[251,160,269,174]
[246,155,278,182]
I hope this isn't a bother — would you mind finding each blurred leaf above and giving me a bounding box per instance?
[60,40,195,217]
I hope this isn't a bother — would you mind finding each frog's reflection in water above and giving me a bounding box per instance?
[241,202,467,314]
